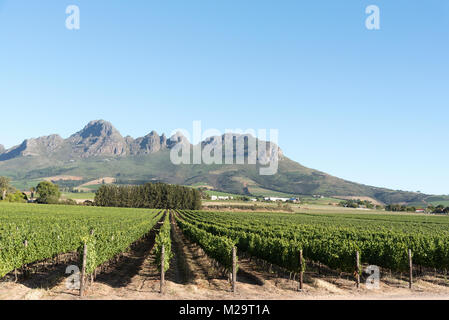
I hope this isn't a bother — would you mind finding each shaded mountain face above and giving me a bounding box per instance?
[0,120,431,205]
[0,145,4,154]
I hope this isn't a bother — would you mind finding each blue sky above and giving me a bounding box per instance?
[0,1,448,195]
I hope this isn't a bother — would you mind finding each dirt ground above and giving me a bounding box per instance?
[2,219,449,301]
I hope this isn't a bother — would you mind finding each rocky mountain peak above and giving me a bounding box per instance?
[78,120,120,139]
[127,130,177,155]
[68,120,127,157]
[202,133,284,163]
[0,144,4,154]
[129,131,162,155]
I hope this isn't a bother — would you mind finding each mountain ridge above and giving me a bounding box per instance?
[0,120,281,164]
[0,120,435,205]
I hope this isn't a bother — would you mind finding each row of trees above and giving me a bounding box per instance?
[385,204,449,214]
[385,204,417,212]
[94,183,202,210]
[339,199,377,209]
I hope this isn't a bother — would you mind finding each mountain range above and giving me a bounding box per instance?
[0,120,438,205]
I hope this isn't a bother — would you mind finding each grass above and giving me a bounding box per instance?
[295,204,380,214]
[205,187,298,199]
[300,196,343,205]
[246,186,296,198]
[408,195,449,208]
[61,192,95,200]
[429,201,449,207]
[188,182,213,188]
[10,179,43,191]
[75,184,103,192]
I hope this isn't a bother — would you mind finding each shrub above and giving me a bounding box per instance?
[60,199,78,206]
[4,191,27,203]
[83,200,94,206]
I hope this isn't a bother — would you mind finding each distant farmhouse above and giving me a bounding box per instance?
[23,191,36,203]
[210,195,234,201]
[264,197,299,203]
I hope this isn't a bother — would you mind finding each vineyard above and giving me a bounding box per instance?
[2,202,449,299]
[0,203,161,278]
[176,210,449,273]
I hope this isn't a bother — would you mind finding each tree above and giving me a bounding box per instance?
[0,176,11,200]
[30,187,36,199]
[36,181,61,204]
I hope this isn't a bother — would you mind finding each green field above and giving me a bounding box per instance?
[0,202,161,277]
[10,179,42,191]
[75,184,104,192]
[299,196,343,205]
[429,201,449,207]
[246,186,296,198]
[425,196,449,207]
[61,192,96,200]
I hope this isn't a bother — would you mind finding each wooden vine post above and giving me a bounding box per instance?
[23,240,28,278]
[232,246,237,293]
[298,249,304,291]
[408,249,413,289]
[80,243,87,297]
[355,251,360,288]
[89,229,95,285]
[160,244,165,294]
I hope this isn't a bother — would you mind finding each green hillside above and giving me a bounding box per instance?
[0,149,435,205]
